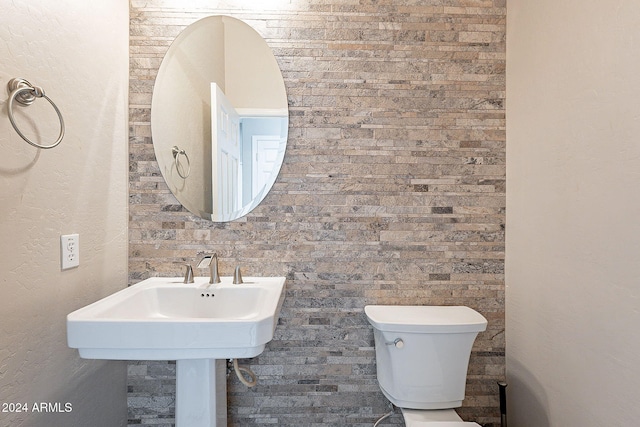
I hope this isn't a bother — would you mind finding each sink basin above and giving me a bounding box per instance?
[67,276,286,360]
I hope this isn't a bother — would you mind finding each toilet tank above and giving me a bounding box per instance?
[364,305,487,410]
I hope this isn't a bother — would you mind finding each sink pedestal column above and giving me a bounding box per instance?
[176,359,227,427]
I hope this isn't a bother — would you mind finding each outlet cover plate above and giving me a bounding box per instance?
[61,234,79,270]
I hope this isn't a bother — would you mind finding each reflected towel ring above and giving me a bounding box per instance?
[172,146,191,179]
[7,78,65,149]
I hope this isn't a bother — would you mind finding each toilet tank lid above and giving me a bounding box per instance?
[364,305,487,333]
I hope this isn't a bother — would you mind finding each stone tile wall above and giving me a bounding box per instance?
[128,1,505,426]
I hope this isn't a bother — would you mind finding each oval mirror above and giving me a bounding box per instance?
[151,16,288,222]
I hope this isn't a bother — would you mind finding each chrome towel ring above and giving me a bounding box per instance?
[7,78,65,149]
[172,146,191,179]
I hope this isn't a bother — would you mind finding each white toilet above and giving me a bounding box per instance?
[364,305,488,427]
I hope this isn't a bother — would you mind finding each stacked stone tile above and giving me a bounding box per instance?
[129,1,505,425]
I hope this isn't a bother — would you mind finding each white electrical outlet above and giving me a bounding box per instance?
[61,234,80,270]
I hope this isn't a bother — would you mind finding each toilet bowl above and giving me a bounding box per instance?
[364,305,487,427]
[402,408,481,426]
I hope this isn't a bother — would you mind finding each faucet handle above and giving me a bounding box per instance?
[233,266,243,284]
[183,264,194,284]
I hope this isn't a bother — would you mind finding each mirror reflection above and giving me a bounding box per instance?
[151,16,288,221]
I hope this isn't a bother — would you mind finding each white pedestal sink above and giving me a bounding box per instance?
[67,276,286,427]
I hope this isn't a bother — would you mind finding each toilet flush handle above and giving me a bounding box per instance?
[386,338,404,349]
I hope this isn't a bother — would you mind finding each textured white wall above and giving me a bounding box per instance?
[506,0,640,425]
[0,1,129,426]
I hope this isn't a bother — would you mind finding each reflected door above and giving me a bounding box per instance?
[211,83,241,219]
[251,135,283,197]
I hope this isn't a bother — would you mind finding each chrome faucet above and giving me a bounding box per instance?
[198,254,221,284]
